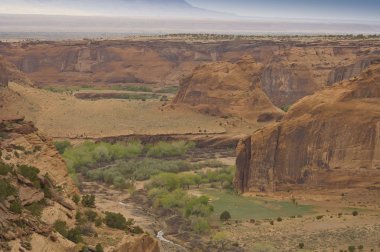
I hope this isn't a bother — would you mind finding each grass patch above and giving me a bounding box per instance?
[156,86,179,94]
[199,189,314,221]
[111,85,153,92]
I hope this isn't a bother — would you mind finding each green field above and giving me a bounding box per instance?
[200,189,314,220]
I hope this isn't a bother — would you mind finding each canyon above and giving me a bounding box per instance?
[1,37,380,107]
[1,35,380,251]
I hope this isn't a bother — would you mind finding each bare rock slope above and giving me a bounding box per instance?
[173,56,283,121]
[235,65,380,193]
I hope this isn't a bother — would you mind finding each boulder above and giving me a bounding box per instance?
[19,186,45,206]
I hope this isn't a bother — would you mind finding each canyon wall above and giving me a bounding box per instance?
[1,39,380,106]
[173,56,283,121]
[235,65,380,192]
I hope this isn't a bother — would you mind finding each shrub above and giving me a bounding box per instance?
[84,210,98,222]
[0,179,16,201]
[184,196,213,217]
[95,217,103,227]
[72,194,81,205]
[95,244,104,252]
[67,227,83,243]
[9,200,22,214]
[277,217,283,222]
[150,173,179,191]
[316,215,324,220]
[281,105,291,112]
[220,211,231,221]
[299,243,305,249]
[146,141,195,158]
[54,220,68,237]
[104,212,128,230]
[25,201,44,217]
[17,165,40,188]
[79,223,96,237]
[54,141,72,154]
[358,245,364,250]
[130,225,144,235]
[82,194,96,208]
[0,162,13,175]
[159,189,187,209]
[348,246,356,252]
[270,220,274,225]
[191,217,210,234]
[33,146,42,153]
[352,211,359,216]
[0,132,10,139]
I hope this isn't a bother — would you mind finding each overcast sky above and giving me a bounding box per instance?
[188,0,380,21]
[0,0,379,21]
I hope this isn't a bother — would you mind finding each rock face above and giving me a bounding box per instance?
[235,65,380,193]
[0,56,33,87]
[1,39,380,106]
[0,60,8,87]
[173,56,283,121]
[0,117,76,193]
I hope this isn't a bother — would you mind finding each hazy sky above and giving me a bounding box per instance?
[0,0,379,21]
[188,0,380,21]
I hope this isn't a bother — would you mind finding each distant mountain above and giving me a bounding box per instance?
[0,0,234,19]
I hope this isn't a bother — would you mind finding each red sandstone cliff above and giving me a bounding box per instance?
[173,56,284,122]
[235,65,380,192]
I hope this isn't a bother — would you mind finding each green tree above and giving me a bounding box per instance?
[220,211,231,221]
[150,173,179,191]
[104,212,128,230]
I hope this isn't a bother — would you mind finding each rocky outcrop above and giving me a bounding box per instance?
[0,117,76,194]
[235,65,380,193]
[113,234,160,252]
[0,56,33,87]
[173,56,283,121]
[327,56,380,85]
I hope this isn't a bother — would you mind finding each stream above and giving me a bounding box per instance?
[118,202,188,251]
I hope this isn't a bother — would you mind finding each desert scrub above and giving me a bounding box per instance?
[145,141,195,158]
[104,212,128,230]
[17,165,41,188]
[9,200,22,214]
[86,158,196,183]
[63,141,143,172]
[25,201,45,217]
[0,162,13,175]
[146,174,213,232]
[0,179,17,201]
[81,194,96,208]
[53,141,72,154]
